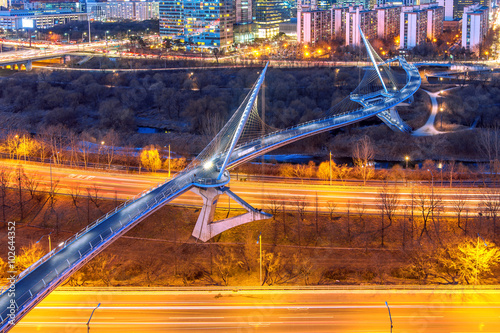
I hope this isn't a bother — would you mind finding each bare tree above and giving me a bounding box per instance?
[452,190,469,235]
[266,194,283,244]
[48,176,60,209]
[416,185,442,241]
[23,172,42,201]
[378,184,399,247]
[79,132,93,170]
[86,184,101,208]
[327,200,337,245]
[0,168,11,223]
[70,184,81,208]
[68,131,79,167]
[448,160,456,188]
[353,135,375,186]
[103,129,120,169]
[477,125,500,180]
[16,166,24,220]
[479,189,500,236]
[294,196,308,248]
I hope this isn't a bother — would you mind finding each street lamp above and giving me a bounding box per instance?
[427,169,434,187]
[437,163,443,186]
[98,141,104,169]
[329,151,332,186]
[258,233,262,285]
[439,107,444,130]
[385,301,393,333]
[87,303,101,332]
[405,156,409,169]
[36,232,52,252]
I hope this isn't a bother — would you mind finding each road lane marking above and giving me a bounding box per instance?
[392,315,443,318]
[60,317,116,320]
[280,316,334,319]
[169,317,225,319]
[37,305,500,310]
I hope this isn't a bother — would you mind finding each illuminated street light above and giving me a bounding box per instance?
[438,163,443,186]
[36,232,52,252]
[405,156,409,169]
[427,168,434,186]
[439,107,444,130]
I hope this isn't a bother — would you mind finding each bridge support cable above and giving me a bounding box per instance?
[216,63,269,180]
[359,26,388,94]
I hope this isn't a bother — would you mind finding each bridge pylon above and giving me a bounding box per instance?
[188,62,272,242]
[191,186,271,242]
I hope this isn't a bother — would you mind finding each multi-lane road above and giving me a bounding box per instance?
[10,287,500,332]
[0,159,492,215]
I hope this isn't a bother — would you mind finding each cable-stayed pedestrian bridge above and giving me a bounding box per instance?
[0,29,421,332]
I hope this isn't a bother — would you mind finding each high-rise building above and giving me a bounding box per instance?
[425,4,443,40]
[297,8,331,43]
[159,0,234,49]
[345,5,376,45]
[400,6,428,48]
[462,3,488,52]
[254,0,283,38]
[375,4,401,40]
[183,0,233,48]
[452,0,489,19]
[332,6,349,38]
[159,0,183,38]
[235,0,252,23]
[436,0,453,19]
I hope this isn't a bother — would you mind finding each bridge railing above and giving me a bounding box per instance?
[12,171,193,284]
[0,174,194,330]
[235,58,418,153]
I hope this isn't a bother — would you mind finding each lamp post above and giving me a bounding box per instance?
[427,169,434,187]
[168,144,171,178]
[98,141,104,169]
[439,107,443,130]
[385,301,393,333]
[105,30,109,51]
[438,163,443,187]
[87,303,101,333]
[405,155,409,169]
[36,232,52,252]
[259,233,262,285]
[329,151,332,186]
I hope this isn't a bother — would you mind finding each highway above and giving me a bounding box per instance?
[11,288,500,333]
[0,159,489,216]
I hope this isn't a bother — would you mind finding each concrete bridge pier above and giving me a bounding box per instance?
[26,60,32,71]
[191,186,271,242]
